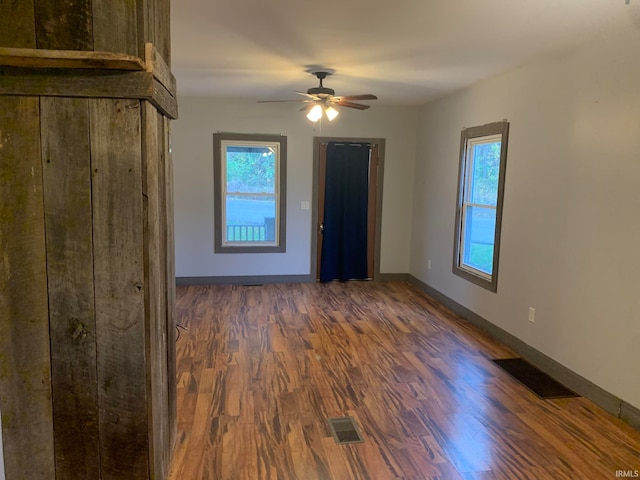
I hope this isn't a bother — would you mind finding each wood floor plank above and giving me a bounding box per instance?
[170,281,640,479]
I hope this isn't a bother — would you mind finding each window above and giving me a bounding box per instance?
[213,133,286,253]
[453,121,509,292]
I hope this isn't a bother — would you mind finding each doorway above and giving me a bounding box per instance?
[311,137,385,282]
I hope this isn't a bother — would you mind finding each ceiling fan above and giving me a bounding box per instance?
[258,69,377,122]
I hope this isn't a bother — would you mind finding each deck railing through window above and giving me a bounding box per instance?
[226,217,275,243]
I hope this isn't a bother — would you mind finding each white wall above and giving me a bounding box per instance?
[411,26,640,409]
[172,97,418,277]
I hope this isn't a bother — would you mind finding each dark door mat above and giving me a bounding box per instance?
[491,358,579,399]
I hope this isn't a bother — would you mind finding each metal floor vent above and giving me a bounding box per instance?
[327,416,365,445]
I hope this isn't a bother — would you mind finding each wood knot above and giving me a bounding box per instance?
[70,319,88,342]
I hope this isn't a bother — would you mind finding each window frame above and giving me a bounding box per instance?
[452,121,509,292]
[213,132,287,253]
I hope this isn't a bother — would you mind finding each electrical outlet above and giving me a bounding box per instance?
[528,307,536,323]
[427,259,431,270]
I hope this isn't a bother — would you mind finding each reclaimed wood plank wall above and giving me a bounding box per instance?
[41,97,100,479]
[34,0,94,50]
[0,95,55,480]
[0,1,177,479]
[164,116,178,447]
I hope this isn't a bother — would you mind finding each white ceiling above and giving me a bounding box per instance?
[171,0,638,106]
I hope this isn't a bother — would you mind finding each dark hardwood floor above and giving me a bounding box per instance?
[169,281,640,479]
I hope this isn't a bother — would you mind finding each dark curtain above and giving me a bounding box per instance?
[320,142,370,282]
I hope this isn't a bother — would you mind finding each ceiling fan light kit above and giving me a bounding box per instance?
[324,105,339,121]
[305,103,340,122]
[307,104,324,122]
[259,70,377,123]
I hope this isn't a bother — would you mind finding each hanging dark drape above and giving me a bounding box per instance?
[320,142,370,282]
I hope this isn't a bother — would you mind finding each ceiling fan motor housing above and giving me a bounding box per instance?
[308,70,335,97]
[307,86,335,97]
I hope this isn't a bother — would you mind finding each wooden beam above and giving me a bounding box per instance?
[0,69,178,119]
[0,47,145,71]
[145,42,176,97]
[151,76,179,120]
[0,43,177,118]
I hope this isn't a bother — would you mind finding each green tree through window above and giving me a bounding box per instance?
[226,147,275,193]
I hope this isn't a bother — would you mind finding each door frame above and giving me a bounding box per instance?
[310,136,386,281]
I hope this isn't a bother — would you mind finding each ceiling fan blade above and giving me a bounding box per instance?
[257,99,309,103]
[334,94,377,101]
[335,100,371,110]
[294,91,319,100]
